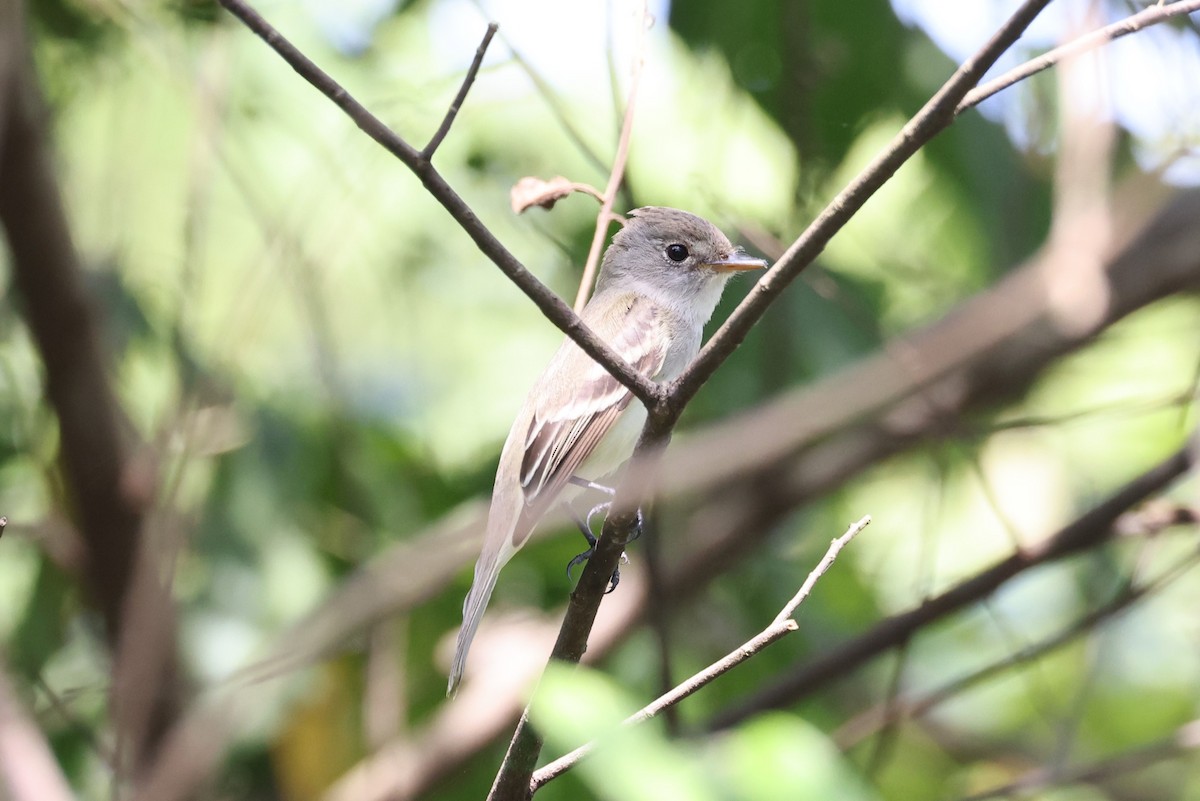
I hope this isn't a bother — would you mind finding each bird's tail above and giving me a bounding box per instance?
[447,538,510,696]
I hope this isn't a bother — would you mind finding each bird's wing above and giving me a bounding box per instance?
[447,293,667,696]
[514,293,666,543]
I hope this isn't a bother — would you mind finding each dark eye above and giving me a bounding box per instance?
[666,243,689,262]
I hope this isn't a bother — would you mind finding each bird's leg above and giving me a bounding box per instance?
[563,477,641,593]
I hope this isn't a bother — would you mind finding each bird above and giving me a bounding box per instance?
[448,206,766,695]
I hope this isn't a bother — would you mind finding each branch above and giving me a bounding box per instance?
[706,441,1195,730]
[530,516,871,792]
[835,545,1200,748]
[212,0,663,409]
[422,24,498,160]
[957,0,1200,114]
[0,1,182,769]
[665,0,1055,415]
[572,0,648,312]
[956,718,1200,801]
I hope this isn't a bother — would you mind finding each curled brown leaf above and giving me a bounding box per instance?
[510,175,602,214]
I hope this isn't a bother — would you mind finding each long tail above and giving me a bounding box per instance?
[447,546,505,696]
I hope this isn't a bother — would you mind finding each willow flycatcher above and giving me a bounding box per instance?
[448,206,765,695]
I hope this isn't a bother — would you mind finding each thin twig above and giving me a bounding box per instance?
[530,516,871,791]
[957,0,1200,114]
[573,0,649,312]
[665,0,1055,418]
[422,24,498,159]
[213,0,662,408]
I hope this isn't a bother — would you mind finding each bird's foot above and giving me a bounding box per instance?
[564,499,642,593]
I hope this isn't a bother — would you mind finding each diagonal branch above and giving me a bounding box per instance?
[958,0,1200,114]
[665,0,1055,417]
[212,0,663,408]
[835,544,1200,749]
[530,516,871,792]
[423,23,498,160]
[956,718,1200,801]
[706,440,1195,731]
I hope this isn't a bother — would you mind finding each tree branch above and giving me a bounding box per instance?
[835,544,1200,748]
[212,0,663,408]
[956,718,1200,801]
[422,23,498,160]
[531,516,871,792]
[0,1,181,770]
[706,441,1195,730]
[957,0,1200,114]
[665,0,1055,416]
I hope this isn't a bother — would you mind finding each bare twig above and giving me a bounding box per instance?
[531,516,871,791]
[213,0,663,408]
[957,0,1200,114]
[573,0,649,312]
[422,23,498,160]
[666,0,1055,416]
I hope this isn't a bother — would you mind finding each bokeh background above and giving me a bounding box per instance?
[1,0,1199,799]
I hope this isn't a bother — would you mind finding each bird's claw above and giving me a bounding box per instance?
[564,490,642,592]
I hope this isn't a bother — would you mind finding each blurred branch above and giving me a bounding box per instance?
[956,718,1200,801]
[572,0,647,312]
[665,0,1055,416]
[957,0,1200,114]
[0,1,181,771]
[706,441,1195,730]
[835,543,1200,748]
[212,0,663,408]
[531,516,871,792]
[0,661,74,801]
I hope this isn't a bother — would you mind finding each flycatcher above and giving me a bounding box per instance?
[448,206,766,695]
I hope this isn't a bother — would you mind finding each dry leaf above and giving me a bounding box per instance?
[510,175,600,214]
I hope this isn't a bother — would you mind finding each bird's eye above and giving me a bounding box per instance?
[666,243,689,263]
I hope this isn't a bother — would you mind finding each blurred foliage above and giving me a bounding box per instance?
[0,0,1198,800]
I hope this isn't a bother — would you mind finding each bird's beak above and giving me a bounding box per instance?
[704,247,768,272]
